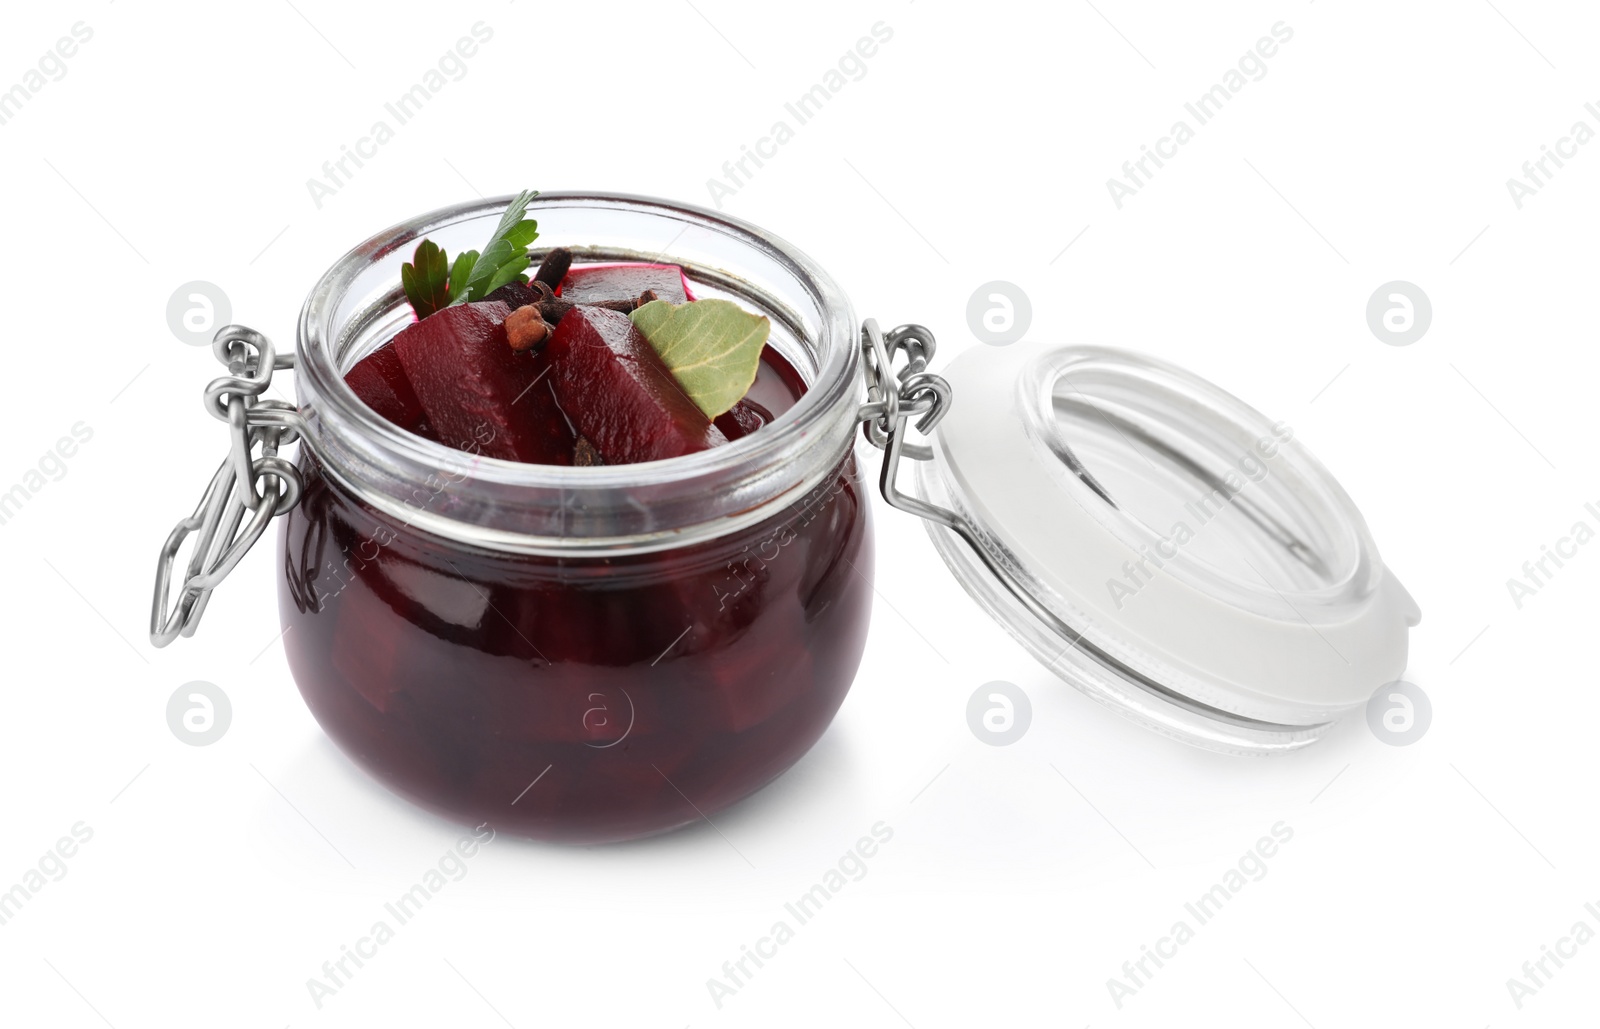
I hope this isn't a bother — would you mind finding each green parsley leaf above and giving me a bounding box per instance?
[400,190,542,319]
[504,220,541,249]
[630,299,771,418]
[400,239,451,319]
[455,189,540,305]
[447,250,479,304]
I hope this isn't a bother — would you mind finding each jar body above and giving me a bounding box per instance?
[278,449,873,843]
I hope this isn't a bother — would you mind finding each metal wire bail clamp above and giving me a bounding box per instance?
[149,325,307,647]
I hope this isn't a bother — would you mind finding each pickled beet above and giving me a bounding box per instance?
[711,350,802,440]
[544,306,726,463]
[714,399,771,441]
[344,342,424,431]
[515,348,579,466]
[279,345,873,843]
[350,262,805,466]
[558,263,694,305]
[484,280,539,311]
[390,301,553,463]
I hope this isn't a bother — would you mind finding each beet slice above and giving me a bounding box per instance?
[344,342,424,431]
[391,301,550,463]
[330,565,459,715]
[713,398,772,441]
[557,263,694,306]
[516,348,579,466]
[485,280,539,311]
[544,307,726,463]
[700,628,817,733]
[744,346,805,419]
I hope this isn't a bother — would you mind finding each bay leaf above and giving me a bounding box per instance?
[630,299,771,419]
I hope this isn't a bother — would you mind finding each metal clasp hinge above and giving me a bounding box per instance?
[856,318,1091,643]
[150,325,308,647]
[856,318,969,536]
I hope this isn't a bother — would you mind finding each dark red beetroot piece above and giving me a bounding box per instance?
[280,321,859,841]
[714,399,771,442]
[349,260,802,467]
[485,280,540,312]
[545,307,727,463]
[518,349,578,466]
[710,349,801,441]
[558,264,694,306]
[344,343,425,432]
[390,301,553,463]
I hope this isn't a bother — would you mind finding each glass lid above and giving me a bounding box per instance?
[887,338,1420,755]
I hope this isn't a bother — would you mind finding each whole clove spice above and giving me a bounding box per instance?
[485,249,664,328]
[535,292,638,324]
[533,246,573,288]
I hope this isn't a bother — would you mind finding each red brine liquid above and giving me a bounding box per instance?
[279,343,873,843]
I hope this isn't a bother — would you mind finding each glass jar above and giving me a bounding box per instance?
[281,195,870,844]
[151,192,1422,837]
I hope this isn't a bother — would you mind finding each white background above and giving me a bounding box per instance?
[2,1,1596,1026]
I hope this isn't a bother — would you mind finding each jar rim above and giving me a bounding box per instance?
[295,192,860,555]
